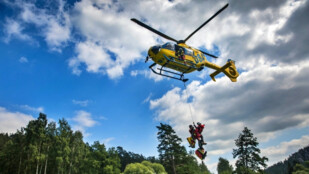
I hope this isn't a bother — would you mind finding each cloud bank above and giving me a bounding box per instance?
[0,107,34,133]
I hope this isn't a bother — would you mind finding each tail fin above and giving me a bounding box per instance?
[210,59,239,82]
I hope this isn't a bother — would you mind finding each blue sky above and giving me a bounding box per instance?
[1,0,309,173]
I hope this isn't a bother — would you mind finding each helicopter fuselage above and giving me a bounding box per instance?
[148,43,205,73]
[147,42,239,82]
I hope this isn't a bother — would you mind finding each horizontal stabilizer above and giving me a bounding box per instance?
[210,59,239,82]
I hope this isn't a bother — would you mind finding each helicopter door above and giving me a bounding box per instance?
[175,45,185,60]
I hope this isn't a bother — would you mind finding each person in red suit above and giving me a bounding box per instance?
[194,122,207,148]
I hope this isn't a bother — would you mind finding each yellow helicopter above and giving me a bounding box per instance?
[131,3,239,82]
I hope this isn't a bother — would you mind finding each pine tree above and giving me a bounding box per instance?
[217,157,233,174]
[233,127,268,173]
[157,123,187,174]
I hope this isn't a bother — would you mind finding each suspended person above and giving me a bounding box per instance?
[193,122,207,160]
[194,122,207,148]
[187,125,196,148]
[189,125,195,138]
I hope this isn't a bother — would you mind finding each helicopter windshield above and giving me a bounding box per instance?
[162,42,175,51]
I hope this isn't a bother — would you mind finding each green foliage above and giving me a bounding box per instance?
[116,146,154,172]
[199,162,212,174]
[233,127,268,173]
[149,162,167,174]
[235,166,260,174]
[123,161,167,174]
[141,161,156,173]
[217,157,233,174]
[123,163,154,174]
[0,113,121,174]
[0,133,9,151]
[292,161,309,174]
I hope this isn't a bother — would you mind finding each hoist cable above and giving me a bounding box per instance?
[183,81,195,124]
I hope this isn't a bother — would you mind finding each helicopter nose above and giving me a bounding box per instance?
[150,45,161,54]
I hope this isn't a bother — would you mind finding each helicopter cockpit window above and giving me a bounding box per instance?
[162,42,175,51]
[184,48,193,56]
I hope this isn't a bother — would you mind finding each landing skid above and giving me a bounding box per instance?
[148,54,203,82]
[149,63,188,82]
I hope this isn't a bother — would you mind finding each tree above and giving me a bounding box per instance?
[24,113,48,174]
[68,131,85,174]
[44,122,57,174]
[0,133,10,151]
[199,162,212,174]
[123,163,153,174]
[293,161,309,174]
[142,160,167,174]
[123,161,167,174]
[156,123,188,174]
[104,147,121,174]
[55,118,73,174]
[233,127,268,173]
[116,146,147,172]
[217,157,233,174]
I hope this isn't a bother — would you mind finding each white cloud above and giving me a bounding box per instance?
[262,135,309,166]
[68,57,82,76]
[72,110,97,127]
[246,0,304,48]
[72,99,91,107]
[70,41,113,74]
[4,0,71,51]
[44,17,70,51]
[130,70,138,77]
[72,110,98,137]
[101,137,115,147]
[19,56,28,63]
[98,116,108,120]
[130,69,164,82]
[19,105,44,113]
[0,107,34,133]
[143,93,153,104]
[69,0,158,79]
[3,18,31,43]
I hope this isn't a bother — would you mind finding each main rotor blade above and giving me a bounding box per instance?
[199,50,218,58]
[183,3,229,43]
[131,18,178,43]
